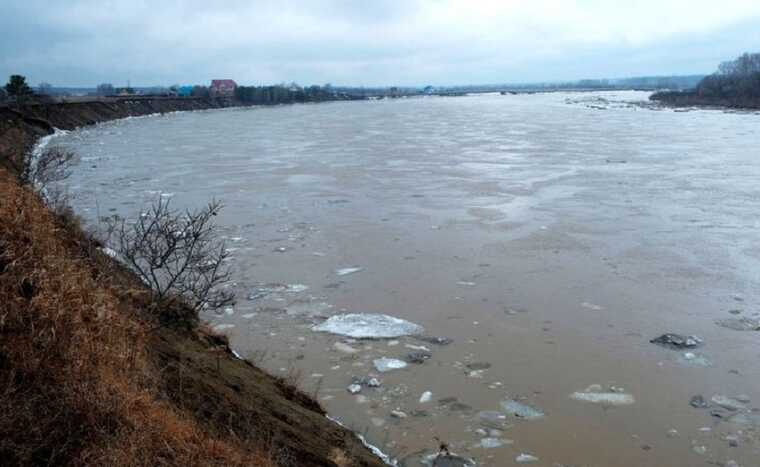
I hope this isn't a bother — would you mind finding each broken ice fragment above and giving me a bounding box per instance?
[501,399,544,419]
[515,453,539,463]
[406,351,432,364]
[711,395,747,411]
[333,342,359,354]
[347,384,362,394]
[570,391,635,405]
[478,411,509,429]
[313,313,424,339]
[479,438,510,449]
[419,391,432,403]
[715,317,760,331]
[336,267,363,276]
[373,358,408,372]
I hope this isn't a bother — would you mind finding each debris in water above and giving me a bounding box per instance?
[715,317,760,331]
[373,358,408,373]
[313,313,424,339]
[690,395,709,409]
[406,351,432,364]
[416,335,453,346]
[419,391,433,403]
[515,453,539,463]
[429,454,475,467]
[500,399,545,419]
[466,362,491,371]
[570,390,635,406]
[390,410,408,419]
[336,267,363,276]
[347,384,362,394]
[650,333,703,350]
[367,377,382,387]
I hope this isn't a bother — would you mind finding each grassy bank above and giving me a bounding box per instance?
[0,106,387,466]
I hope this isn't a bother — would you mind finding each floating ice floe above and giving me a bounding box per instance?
[501,399,545,419]
[715,317,760,331]
[515,453,539,463]
[373,358,408,372]
[333,342,359,354]
[479,438,511,449]
[247,283,309,300]
[570,390,635,405]
[478,411,510,429]
[313,313,424,339]
[679,352,712,367]
[419,391,433,403]
[336,267,363,276]
[711,395,747,411]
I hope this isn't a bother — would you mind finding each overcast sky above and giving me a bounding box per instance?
[2,0,760,87]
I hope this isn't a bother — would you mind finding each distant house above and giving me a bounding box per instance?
[210,79,237,97]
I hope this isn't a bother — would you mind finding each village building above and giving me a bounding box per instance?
[210,79,237,97]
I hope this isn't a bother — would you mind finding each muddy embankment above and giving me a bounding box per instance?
[650,91,760,110]
[0,100,389,467]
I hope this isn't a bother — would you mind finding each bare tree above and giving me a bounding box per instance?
[107,197,234,321]
[21,147,75,192]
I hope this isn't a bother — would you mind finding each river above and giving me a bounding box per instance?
[53,91,760,466]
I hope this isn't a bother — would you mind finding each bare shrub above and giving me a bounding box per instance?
[106,197,234,322]
[21,146,75,193]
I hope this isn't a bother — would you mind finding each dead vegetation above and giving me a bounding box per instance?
[0,171,274,466]
[103,197,234,325]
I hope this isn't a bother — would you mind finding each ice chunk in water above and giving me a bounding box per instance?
[419,391,433,403]
[479,438,511,449]
[515,453,539,463]
[313,313,424,339]
[501,399,544,419]
[711,395,747,411]
[336,267,363,276]
[373,358,408,372]
[570,391,635,405]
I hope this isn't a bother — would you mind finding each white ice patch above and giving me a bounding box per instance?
[99,247,118,258]
[313,313,424,339]
[419,391,432,403]
[570,391,635,405]
[373,358,408,372]
[213,324,235,331]
[336,267,363,276]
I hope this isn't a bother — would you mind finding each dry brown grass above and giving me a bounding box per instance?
[0,170,276,466]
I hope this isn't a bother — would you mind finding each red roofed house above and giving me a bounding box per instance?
[210,79,237,97]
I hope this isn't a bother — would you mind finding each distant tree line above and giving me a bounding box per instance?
[652,52,760,108]
[234,83,352,105]
[696,52,760,99]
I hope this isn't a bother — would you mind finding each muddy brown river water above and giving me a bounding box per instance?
[54,91,760,466]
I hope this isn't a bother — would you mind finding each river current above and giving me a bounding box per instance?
[54,91,760,466]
